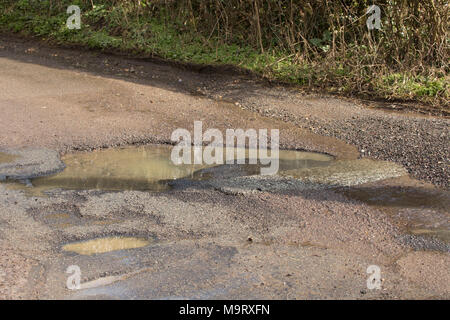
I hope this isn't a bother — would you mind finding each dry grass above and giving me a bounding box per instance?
[1,0,448,110]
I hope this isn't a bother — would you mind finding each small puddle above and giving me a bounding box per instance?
[63,237,151,255]
[46,213,71,220]
[0,152,18,164]
[342,186,448,209]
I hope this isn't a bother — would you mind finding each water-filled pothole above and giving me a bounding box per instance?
[0,152,18,164]
[27,145,333,193]
[342,185,450,245]
[63,237,151,255]
[3,144,447,248]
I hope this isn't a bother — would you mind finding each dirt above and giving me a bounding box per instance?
[0,35,449,300]
[1,35,448,188]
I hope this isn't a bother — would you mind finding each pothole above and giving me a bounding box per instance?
[409,229,450,244]
[62,237,151,255]
[0,148,64,181]
[340,181,450,246]
[4,144,445,246]
[0,152,18,164]
[2,145,410,195]
[23,145,334,193]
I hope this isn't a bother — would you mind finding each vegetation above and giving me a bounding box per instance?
[1,0,448,110]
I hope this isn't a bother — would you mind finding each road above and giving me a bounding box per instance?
[0,36,449,299]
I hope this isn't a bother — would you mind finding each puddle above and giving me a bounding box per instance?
[21,145,333,194]
[63,237,151,255]
[55,223,73,229]
[4,144,447,246]
[46,213,71,220]
[3,145,407,196]
[409,228,450,244]
[92,219,122,226]
[31,145,208,192]
[341,182,450,245]
[0,152,18,164]
[342,186,449,210]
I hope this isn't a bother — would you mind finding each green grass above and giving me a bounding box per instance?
[382,74,448,99]
[0,0,448,111]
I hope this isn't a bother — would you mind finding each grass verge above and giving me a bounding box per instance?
[1,1,448,113]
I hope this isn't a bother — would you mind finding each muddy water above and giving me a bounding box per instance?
[63,237,151,255]
[342,182,450,245]
[5,145,448,245]
[28,145,333,193]
[0,152,18,164]
[31,145,209,192]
